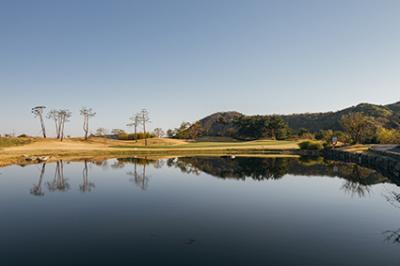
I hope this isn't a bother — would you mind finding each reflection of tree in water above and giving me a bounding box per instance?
[30,163,46,196]
[383,228,400,244]
[47,160,70,192]
[341,165,371,198]
[383,187,400,209]
[153,159,165,169]
[168,157,287,180]
[124,158,151,190]
[167,158,200,176]
[79,160,95,192]
[110,160,126,169]
[341,180,370,198]
[93,160,109,171]
[168,157,389,198]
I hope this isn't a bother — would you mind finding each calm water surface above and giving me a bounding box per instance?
[1,156,400,266]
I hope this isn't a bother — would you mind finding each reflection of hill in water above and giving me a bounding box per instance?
[115,157,164,168]
[166,157,389,186]
[28,157,394,200]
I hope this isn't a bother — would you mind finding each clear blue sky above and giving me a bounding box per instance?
[1,0,399,136]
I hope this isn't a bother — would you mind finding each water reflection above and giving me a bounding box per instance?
[384,229,400,244]
[30,163,46,196]
[383,187,400,208]
[4,156,400,265]
[80,160,95,192]
[28,157,392,198]
[341,179,370,198]
[47,160,70,192]
[340,164,372,198]
[122,157,153,190]
[168,157,388,192]
[133,164,149,190]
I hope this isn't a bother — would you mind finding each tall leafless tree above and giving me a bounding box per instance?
[139,109,150,146]
[32,106,47,138]
[80,107,96,140]
[47,109,61,138]
[58,110,71,141]
[127,113,141,142]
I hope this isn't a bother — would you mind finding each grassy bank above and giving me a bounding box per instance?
[0,137,302,167]
[0,137,33,148]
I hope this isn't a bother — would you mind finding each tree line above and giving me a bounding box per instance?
[32,106,76,141]
[32,106,95,141]
[166,112,400,145]
[31,106,162,146]
[166,115,290,140]
[21,106,400,146]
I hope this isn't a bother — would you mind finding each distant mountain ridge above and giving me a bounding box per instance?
[282,101,400,132]
[185,101,400,137]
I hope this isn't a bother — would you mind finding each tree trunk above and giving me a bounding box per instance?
[55,119,60,139]
[39,115,46,138]
[60,118,65,142]
[134,125,137,142]
[143,114,147,146]
[85,117,89,140]
[83,116,89,140]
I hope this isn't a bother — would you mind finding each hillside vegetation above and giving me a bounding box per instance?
[179,101,400,139]
[282,102,400,132]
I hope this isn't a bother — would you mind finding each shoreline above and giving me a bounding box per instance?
[0,137,306,167]
[0,148,314,168]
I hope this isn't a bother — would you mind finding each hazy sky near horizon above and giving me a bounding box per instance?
[1,0,399,136]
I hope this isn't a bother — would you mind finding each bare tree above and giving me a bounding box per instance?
[153,128,165,138]
[32,106,47,138]
[127,113,141,141]
[47,109,61,138]
[80,107,96,140]
[58,110,72,141]
[139,109,150,146]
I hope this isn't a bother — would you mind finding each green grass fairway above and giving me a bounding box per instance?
[111,139,299,150]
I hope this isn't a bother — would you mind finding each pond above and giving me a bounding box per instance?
[1,156,399,266]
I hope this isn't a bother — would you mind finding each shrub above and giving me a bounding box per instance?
[116,132,155,141]
[301,132,315,140]
[17,134,29,138]
[377,128,400,144]
[117,133,130,140]
[0,137,32,148]
[298,141,323,150]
